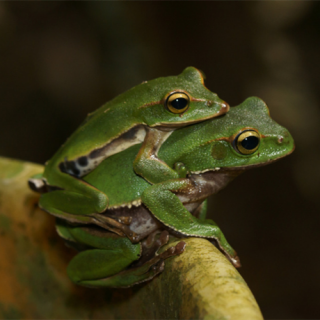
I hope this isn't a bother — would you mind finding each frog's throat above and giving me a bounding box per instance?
[215,147,295,172]
[189,146,295,175]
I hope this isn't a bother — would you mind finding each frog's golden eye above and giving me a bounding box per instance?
[165,92,190,114]
[234,130,260,155]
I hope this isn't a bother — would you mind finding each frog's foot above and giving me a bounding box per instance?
[147,259,165,279]
[155,240,186,260]
[79,241,186,288]
[93,213,140,243]
[209,239,241,268]
[133,230,170,267]
[28,177,54,194]
[228,253,241,268]
[145,229,170,250]
[210,234,241,269]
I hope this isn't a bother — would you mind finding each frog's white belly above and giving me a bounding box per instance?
[106,205,162,240]
[107,199,205,240]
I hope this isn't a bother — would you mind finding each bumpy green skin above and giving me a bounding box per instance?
[39,67,227,221]
[62,97,294,287]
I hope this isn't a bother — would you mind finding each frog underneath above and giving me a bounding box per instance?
[54,97,294,288]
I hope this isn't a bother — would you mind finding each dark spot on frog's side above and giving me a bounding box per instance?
[121,126,140,140]
[59,160,80,177]
[78,156,88,167]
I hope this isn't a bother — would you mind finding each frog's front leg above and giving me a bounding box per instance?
[141,178,240,268]
[38,168,139,242]
[40,167,108,215]
[133,128,185,184]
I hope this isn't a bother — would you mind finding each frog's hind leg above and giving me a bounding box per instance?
[60,224,142,286]
[132,230,170,267]
[67,248,140,286]
[79,240,186,288]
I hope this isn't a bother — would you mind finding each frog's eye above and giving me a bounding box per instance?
[234,130,260,155]
[165,92,190,114]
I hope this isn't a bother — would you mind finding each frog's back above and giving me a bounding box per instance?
[47,86,147,165]
[44,67,221,177]
[46,74,178,164]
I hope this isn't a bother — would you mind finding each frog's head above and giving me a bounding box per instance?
[161,97,294,172]
[133,67,229,127]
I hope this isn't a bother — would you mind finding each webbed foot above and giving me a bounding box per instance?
[134,230,170,267]
[78,240,186,288]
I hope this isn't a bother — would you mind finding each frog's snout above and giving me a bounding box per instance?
[215,101,230,114]
[276,130,293,146]
[221,101,230,110]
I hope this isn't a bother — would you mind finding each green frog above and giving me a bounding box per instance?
[29,67,229,227]
[51,97,294,288]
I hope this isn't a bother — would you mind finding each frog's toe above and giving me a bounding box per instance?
[158,241,186,260]
[133,230,169,267]
[174,241,187,255]
[229,253,241,268]
[144,230,169,250]
[151,259,165,274]
[157,230,170,247]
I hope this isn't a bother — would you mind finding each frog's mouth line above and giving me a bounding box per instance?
[218,157,283,172]
[190,146,295,174]
[222,146,295,171]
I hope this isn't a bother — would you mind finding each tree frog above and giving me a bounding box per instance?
[51,97,294,288]
[29,67,229,227]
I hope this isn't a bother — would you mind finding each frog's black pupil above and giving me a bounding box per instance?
[241,136,259,150]
[171,97,188,110]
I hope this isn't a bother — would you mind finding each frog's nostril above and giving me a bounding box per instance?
[278,136,284,144]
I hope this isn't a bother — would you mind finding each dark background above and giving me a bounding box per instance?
[1,2,319,319]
